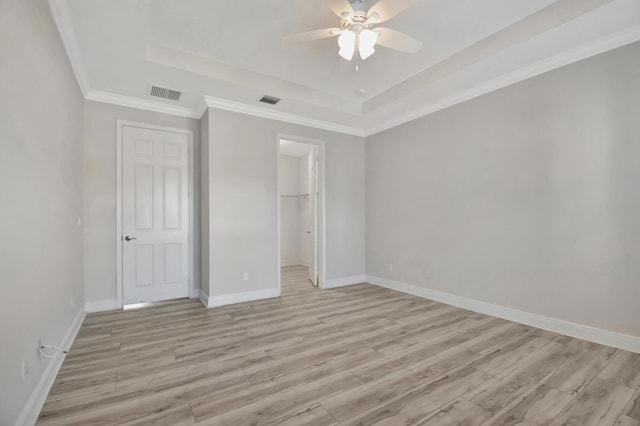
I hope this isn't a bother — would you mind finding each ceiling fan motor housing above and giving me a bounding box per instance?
[341,10,378,33]
[348,0,373,12]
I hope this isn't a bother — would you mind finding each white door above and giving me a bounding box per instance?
[122,125,190,304]
[308,147,319,286]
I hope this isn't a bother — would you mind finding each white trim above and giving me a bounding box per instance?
[276,138,281,296]
[198,289,209,308]
[187,122,197,300]
[47,0,90,96]
[276,134,327,290]
[116,122,123,308]
[364,25,640,137]
[194,97,209,120]
[324,275,367,289]
[85,299,120,313]
[16,308,86,426]
[205,96,365,137]
[116,121,196,308]
[366,275,640,354]
[202,288,280,308]
[88,91,203,119]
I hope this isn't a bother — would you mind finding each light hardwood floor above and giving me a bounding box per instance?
[38,265,640,425]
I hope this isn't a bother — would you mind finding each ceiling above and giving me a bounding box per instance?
[49,0,640,136]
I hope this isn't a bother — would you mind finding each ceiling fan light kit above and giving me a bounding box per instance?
[338,30,356,60]
[358,29,378,60]
[284,0,422,62]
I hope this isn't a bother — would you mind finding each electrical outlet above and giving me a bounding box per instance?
[389,264,393,271]
[22,358,28,379]
[243,272,249,281]
[77,216,82,227]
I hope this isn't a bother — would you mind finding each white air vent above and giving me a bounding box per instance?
[150,85,182,101]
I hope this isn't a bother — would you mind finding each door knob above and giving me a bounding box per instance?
[124,236,137,241]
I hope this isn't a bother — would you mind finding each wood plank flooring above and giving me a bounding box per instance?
[38,265,640,425]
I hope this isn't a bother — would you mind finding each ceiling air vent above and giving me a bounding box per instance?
[259,95,281,105]
[150,85,182,101]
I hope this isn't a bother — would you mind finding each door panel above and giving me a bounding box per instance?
[135,166,154,230]
[122,125,190,304]
[163,243,182,284]
[163,167,181,230]
[134,245,154,287]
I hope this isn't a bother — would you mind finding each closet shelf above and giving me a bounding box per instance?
[281,194,309,198]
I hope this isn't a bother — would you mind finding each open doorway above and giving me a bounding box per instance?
[277,136,325,293]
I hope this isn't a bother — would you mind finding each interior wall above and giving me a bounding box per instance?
[0,0,85,423]
[366,41,640,338]
[203,108,366,297]
[200,109,211,296]
[279,155,302,266]
[83,100,201,309]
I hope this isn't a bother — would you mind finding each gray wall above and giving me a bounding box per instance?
[204,108,366,297]
[366,41,640,338]
[279,155,303,266]
[200,109,211,296]
[0,0,85,423]
[83,100,201,307]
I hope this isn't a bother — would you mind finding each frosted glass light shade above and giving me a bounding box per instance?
[359,29,377,60]
[338,30,356,61]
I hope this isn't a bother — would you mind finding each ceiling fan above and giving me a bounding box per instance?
[284,0,422,61]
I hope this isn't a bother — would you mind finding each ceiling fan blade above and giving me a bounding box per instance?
[283,28,342,45]
[375,27,422,53]
[327,0,354,18]
[367,0,418,23]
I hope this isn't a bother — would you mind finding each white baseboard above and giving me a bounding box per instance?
[324,275,367,289]
[198,289,209,308]
[16,308,86,426]
[366,275,640,354]
[85,299,120,313]
[202,287,280,308]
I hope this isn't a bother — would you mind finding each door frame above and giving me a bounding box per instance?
[116,120,196,308]
[276,133,327,290]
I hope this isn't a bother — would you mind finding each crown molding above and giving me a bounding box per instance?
[84,90,366,136]
[194,97,209,119]
[202,96,366,137]
[47,0,90,96]
[364,25,640,137]
[86,90,203,119]
[51,0,639,139]
[146,41,362,116]
[82,20,640,138]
